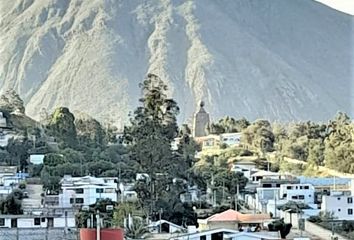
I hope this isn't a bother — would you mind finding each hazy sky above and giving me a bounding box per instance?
[316,0,354,15]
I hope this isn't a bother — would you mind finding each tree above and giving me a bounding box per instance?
[242,119,274,152]
[268,218,292,239]
[0,190,23,214]
[6,138,32,169]
[123,74,180,215]
[75,113,105,147]
[0,89,25,113]
[113,203,138,227]
[209,116,250,134]
[47,107,78,148]
[324,112,354,173]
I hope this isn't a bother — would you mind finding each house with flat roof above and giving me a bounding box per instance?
[0,211,75,228]
[29,154,45,165]
[220,133,242,147]
[45,175,118,208]
[250,171,281,183]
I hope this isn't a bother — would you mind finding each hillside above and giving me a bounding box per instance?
[0,0,353,125]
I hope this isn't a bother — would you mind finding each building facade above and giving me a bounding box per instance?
[55,175,118,208]
[321,193,354,220]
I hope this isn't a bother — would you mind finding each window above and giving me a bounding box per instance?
[287,186,292,190]
[300,186,303,189]
[276,184,281,188]
[0,218,4,226]
[299,195,305,200]
[292,196,298,200]
[75,198,84,204]
[348,209,353,215]
[105,188,115,193]
[75,188,84,194]
[70,198,74,204]
[96,188,104,193]
[283,194,287,198]
[263,184,272,188]
[11,219,17,228]
[338,209,341,212]
[348,197,353,204]
[304,186,309,189]
[338,197,341,200]
[41,218,45,222]
[34,218,40,225]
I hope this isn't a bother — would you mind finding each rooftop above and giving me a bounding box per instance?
[297,176,351,186]
[0,166,17,174]
[204,209,270,223]
[60,175,117,187]
[251,170,280,177]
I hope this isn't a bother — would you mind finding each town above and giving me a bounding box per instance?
[0,79,353,240]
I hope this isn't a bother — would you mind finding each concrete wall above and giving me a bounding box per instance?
[304,220,349,240]
[0,228,77,240]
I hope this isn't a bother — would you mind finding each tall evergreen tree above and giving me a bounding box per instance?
[123,74,180,213]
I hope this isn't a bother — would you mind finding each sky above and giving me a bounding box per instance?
[316,0,354,15]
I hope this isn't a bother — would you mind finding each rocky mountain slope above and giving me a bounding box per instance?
[0,0,353,126]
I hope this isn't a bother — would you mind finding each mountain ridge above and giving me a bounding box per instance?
[0,0,353,126]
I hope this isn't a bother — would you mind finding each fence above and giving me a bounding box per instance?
[0,227,78,240]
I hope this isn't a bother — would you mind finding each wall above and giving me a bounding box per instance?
[1,217,76,228]
[0,228,77,240]
[209,221,238,230]
[304,220,348,240]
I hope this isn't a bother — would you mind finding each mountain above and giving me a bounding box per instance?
[0,0,353,126]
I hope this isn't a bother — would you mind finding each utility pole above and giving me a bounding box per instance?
[274,191,277,217]
[235,184,239,211]
[64,211,68,240]
[96,210,101,240]
[222,179,225,204]
[159,208,163,233]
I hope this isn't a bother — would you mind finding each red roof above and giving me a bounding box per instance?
[207,209,270,223]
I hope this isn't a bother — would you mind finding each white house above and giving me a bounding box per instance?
[0,166,20,199]
[231,162,257,180]
[220,133,242,147]
[29,154,45,165]
[58,175,118,208]
[321,192,354,220]
[279,184,315,205]
[250,171,281,183]
[118,182,138,202]
[0,213,75,228]
[0,112,7,128]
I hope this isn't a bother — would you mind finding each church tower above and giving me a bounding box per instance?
[192,101,210,137]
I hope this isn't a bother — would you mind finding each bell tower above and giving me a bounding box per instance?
[192,101,210,137]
